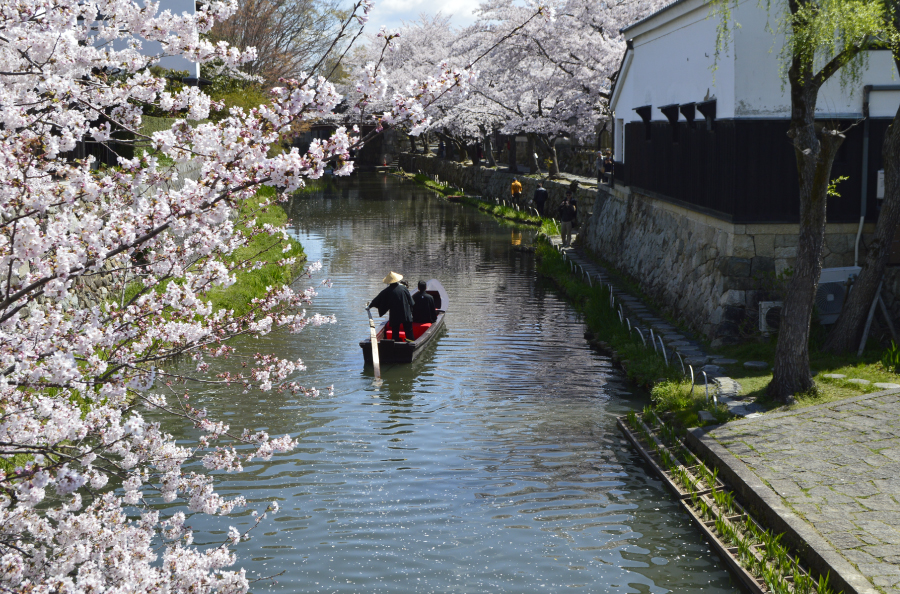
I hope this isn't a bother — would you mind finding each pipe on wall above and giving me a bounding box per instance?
[855,84,900,266]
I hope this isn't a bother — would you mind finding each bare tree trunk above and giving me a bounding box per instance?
[508,135,517,173]
[527,134,540,174]
[768,83,845,402]
[537,134,561,178]
[408,134,418,154]
[453,138,468,163]
[824,61,900,353]
[485,134,497,167]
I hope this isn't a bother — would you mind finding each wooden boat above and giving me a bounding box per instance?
[360,279,448,364]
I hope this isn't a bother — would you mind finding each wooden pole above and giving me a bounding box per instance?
[366,305,381,382]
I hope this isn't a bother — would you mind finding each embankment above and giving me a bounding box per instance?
[397,154,596,216]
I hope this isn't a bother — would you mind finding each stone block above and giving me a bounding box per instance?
[733,234,755,258]
[775,246,798,259]
[719,289,746,306]
[823,253,847,268]
[715,230,730,255]
[775,233,799,248]
[720,257,752,277]
[723,276,756,292]
[775,258,795,276]
[698,410,717,423]
[751,256,776,277]
[723,305,745,323]
[755,234,775,258]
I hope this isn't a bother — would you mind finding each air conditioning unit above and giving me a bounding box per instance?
[816,266,861,324]
[759,301,783,333]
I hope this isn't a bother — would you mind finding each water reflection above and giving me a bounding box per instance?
[157,173,738,593]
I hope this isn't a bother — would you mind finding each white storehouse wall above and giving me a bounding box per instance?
[612,0,900,124]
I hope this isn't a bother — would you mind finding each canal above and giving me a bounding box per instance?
[164,173,739,593]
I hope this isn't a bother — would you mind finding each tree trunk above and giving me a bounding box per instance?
[485,134,497,167]
[824,64,900,353]
[527,134,540,174]
[768,82,845,402]
[508,135,517,173]
[537,134,561,178]
[454,139,468,163]
[408,134,418,154]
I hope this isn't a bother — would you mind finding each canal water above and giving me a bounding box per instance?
[165,174,739,593]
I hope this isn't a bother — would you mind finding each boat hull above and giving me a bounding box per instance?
[359,313,445,364]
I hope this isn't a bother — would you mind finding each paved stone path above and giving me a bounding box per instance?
[704,392,900,594]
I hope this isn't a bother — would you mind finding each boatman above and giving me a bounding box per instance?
[412,280,437,323]
[369,271,415,342]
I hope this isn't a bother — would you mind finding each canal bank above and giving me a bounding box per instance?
[534,237,900,594]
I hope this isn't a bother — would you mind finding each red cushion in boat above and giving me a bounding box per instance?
[384,323,432,340]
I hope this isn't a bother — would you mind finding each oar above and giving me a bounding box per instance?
[365,303,382,385]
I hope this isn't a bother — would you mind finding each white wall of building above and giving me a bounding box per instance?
[612,0,900,124]
[732,2,900,118]
[612,0,736,124]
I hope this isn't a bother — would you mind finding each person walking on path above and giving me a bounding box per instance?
[533,182,548,217]
[510,178,523,203]
[368,271,415,342]
[602,150,614,185]
[558,195,577,247]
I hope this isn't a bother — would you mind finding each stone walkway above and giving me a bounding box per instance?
[549,236,766,417]
[692,391,900,594]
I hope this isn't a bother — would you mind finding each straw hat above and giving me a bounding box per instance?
[383,271,403,284]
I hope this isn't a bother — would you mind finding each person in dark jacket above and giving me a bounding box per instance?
[412,280,437,323]
[558,195,577,247]
[533,182,549,217]
[369,271,415,342]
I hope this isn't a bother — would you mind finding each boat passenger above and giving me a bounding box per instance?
[369,271,415,343]
[412,280,437,323]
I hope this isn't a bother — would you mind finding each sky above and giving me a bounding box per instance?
[363,0,482,35]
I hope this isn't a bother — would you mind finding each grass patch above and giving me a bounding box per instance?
[411,173,458,196]
[205,187,305,316]
[121,187,305,316]
[458,196,542,225]
[405,172,544,226]
[651,380,732,427]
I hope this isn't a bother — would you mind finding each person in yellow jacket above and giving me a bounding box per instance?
[510,178,523,203]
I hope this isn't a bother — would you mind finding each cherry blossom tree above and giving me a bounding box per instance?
[0,0,484,590]
[464,0,669,175]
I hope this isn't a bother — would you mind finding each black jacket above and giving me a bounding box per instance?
[533,187,548,205]
[412,292,437,323]
[370,283,414,322]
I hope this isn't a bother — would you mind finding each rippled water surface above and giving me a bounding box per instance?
[165,174,738,593]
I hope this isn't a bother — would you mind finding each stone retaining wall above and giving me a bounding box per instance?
[397,153,596,215]
[579,184,886,343]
